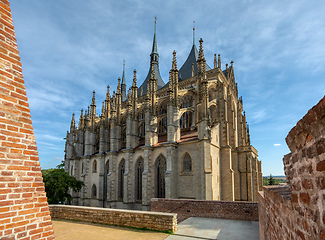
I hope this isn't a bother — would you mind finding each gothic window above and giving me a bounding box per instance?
[91,184,97,198]
[155,154,166,198]
[181,95,193,108]
[118,159,125,200]
[158,116,167,133]
[180,111,193,129]
[209,88,216,102]
[81,162,84,174]
[158,101,167,116]
[95,130,100,153]
[183,153,192,172]
[121,126,126,147]
[92,160,97,173]
[70,166,74,176]
[135,157,144,201]
[138,109,145,121]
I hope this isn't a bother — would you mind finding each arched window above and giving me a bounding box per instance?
[209,88,216,102]
[180,111,193,129]
[91,184,97,198]
[181,95,193,108]
[70,165,73,176]
[158,101,167,116]
[138,121,145,138]
[183,153,192,172]
[92,160,97,173]
[138,109,145,121]
[135,157,144,201]
[118,159,125,200]
[158,116,167,133]
[155,154,166,198]
[121,115,127,149]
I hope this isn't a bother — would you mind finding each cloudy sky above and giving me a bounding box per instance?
[10,0,325,176]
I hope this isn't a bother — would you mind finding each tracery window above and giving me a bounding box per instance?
[92,160,97,173]
[158,116,167,133]
[155,155,166,198]
[183,153,192,172]
[181,95,193,108]
[91,184,97,198]
[180,111,193,129]
[118,159,125,200]
[158,101,167,115]
[135,157,144,201]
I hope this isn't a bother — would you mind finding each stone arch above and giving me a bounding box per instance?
[180,110,193,129]
[155,154,167,198]
[158,100,168,116]
[135,157,144,201]
[118,158,125,200]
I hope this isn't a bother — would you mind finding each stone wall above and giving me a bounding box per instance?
[0,1,55,239]
[49,205,177,233]
[259,96,325,240]
[151,198,259,222]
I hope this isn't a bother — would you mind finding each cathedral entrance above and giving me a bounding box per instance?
[155,155,166,198]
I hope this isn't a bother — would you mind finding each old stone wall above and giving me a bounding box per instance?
[259,96,325,240]
[0,1,55,239]
[49,205,177,233]
[151,198,259,222]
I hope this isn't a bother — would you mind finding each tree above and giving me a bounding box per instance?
[42,162,83,204]
[268,174,275,186]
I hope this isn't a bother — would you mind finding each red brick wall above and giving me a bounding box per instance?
[151,198,259,222]
[259,96,325,240]
[0,1,55,239]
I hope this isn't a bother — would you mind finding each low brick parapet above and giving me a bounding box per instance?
[151,198,259,222]
[49,205,177,233]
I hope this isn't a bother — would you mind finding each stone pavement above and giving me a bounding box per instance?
[52,217,260,240]
[165,217,260,240]
[52,219,169,240]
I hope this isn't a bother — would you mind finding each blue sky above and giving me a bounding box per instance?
[10,1,325,176]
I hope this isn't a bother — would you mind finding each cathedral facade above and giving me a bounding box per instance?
[64,22,263,210]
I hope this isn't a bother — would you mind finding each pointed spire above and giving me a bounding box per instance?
[70,113,75,131]
[150,17,159,62]
[79,109,84,129]
[122,60,126,85]
[106,84,110,100]
[193,21,196,46]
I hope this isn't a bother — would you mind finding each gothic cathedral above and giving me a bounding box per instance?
[64,21,263,210]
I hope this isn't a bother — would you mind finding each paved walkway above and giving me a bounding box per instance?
[52,217,259,240]
[52,219,169,240]
[166,217,259,240]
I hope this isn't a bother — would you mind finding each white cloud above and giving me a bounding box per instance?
[274,144,281,147]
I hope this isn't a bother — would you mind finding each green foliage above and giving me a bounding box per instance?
[42,162,83,204]
[263,175,286,186]
[268,174,275,185]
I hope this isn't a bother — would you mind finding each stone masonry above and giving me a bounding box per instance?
[259,96,325,240]
[0,1,55,239]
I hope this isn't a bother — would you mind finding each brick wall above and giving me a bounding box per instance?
[151,198,259,222]
[0,1,55,239]
[259,96,325,240]
[49,205,177,233]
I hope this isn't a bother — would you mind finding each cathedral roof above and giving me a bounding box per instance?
[178,44,211,81]
[138,18,165,97]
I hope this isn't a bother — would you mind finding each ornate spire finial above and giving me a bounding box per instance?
[231,60,234,67]
[91,90,96,105]
[106,84,110,100]
[117,77,121,94]
[214,54,217,69]
[133,69,137,87]
[218,54,221,69]
[193,21,196,46]
[198,38,204,60]
[172,50,177,70]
